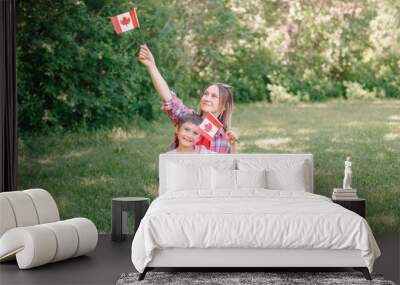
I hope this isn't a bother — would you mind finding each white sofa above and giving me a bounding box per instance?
[0,188,98,269]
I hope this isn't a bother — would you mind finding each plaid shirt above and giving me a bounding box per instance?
[162,92,232,153]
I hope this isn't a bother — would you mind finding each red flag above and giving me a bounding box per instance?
[198,113,223,141]
[112,9,139,34]
[196,136,211,150]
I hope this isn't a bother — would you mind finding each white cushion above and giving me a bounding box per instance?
[24,189,59,223]
[238,159,307,191]
[0,226,57,269]
[266,168,306,191]
[167,162,212,191]
[210,159,237,191]
[159,154,313,195]
[0,190,60,238]
[42,221,79,262]
[0,196,16,237]
[211,168,268,191]
[64,218,98,257]
[0,191,39,227]
[212,169,236,190]
[236,169,268,189]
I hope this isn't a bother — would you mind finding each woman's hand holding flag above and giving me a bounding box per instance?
[227,130,239,145]
[138,44,155,68]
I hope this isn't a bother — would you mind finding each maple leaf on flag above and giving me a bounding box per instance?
[112,9,140,34]
[120,17,130,26]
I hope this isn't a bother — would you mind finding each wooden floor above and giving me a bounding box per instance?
[1,234,399,285]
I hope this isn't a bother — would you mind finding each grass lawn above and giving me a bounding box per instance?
[18,100,400,234]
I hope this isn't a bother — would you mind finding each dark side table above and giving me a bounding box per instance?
[332,198,366,218]
[112,197,150,242]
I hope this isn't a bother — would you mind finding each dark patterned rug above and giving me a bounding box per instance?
[116,271,396,285]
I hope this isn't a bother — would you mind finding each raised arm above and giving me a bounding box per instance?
[138,44,171,101]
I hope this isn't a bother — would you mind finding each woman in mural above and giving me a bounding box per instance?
[138,44,238,153]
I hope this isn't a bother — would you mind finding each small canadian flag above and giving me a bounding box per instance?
[112,8,139,34]
[198,113,223,141]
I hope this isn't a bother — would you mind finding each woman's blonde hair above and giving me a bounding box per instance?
[199,83,234,130]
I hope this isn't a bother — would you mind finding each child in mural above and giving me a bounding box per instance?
[168,114,214,154]
[138,44,238,153]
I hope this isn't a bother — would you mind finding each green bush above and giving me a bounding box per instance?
[17,0,400,133]
[224,49,273,103]
[17,0,185,132]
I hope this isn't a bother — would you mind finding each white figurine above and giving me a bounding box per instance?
[343,157,352,190]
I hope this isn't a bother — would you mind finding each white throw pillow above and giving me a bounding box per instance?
[236,169,268,189]
[266,168,306,191]
[212,168,236,191]
[167,162,212,191]
[237,159,308,191]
